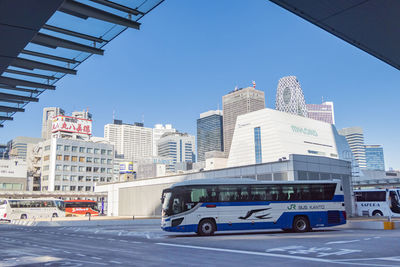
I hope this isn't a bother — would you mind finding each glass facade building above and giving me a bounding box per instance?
[197,111,224,162]
[307,101,335,124]
[365,145,385,171]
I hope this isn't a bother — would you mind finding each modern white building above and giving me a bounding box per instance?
[152,124,176,157]
[32,138,114,192]
[157,132,195,171]
[0,159,27,191]
[104,120,152,161]
[338,127,366,169]
[275,76,307,117]
[227,108,354,168]
[223,86,265,156]
[307,101,335,124]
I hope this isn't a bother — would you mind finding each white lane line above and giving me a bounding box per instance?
[326,240,360,245]
[63,251,71,254]
[118,232,122,236]
[108,238,116,241]
[131,241,142,244]
[95,230,99,234]
[109,260,122,264]
[364,238,371,240]
[91,257,102,260]
[155,243,397,267]
[76,254,86,257]
[120,240,128,243]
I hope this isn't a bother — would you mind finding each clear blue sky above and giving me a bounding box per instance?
[2,0,399,170]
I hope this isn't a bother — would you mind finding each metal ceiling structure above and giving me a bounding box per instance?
[270,0,400,70]
[0,0,164,128]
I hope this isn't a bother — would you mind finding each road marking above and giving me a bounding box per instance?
[120,240,128,243]
[131,241,142,244]
[364,238,371,240]
[156,243,393,266]
[76,253,86,257]
[326,240,360,245]
[109,260,122,264]
[108,238,116,241]
[118,232,122,236]
[156,243,335,263]
[91,257,102,260]
[63,251,71,254]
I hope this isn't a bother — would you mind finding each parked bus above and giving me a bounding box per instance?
[161,179,346,235]
[0,198,65,220]
[64,200,99,217]
[354,189,400,217]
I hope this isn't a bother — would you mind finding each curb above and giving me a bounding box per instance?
[346,220,400,230]
[10,218,160,227]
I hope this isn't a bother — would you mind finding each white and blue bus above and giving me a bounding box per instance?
[161,179,346,235]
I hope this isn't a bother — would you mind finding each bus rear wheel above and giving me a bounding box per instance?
[20,214,27,219]
[85,212,91,216]
[372,210,383,216]
[293,216,310,233]
[198,219,216,236]
[52,213,58,218]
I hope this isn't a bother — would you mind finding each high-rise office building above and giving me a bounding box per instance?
[42,107,65,139]
[338,127,366,168]
[275,76,307,117]
[152,124,176,156]
[223,86,265,156]
[197,110,223,162]
[104,120,152,161]
[158,132,195,171]
[72,110,92,120]
[365,145,385,171]
[7,136,43,160]
[307,101,335,124]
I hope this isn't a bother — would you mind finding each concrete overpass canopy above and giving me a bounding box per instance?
[0,0,164,128]
[270,1,400,70]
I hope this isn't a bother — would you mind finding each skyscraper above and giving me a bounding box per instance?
[41,107,65,139]
[307,101,335,124]
[152,124,176,156]
[365,145,385,171]
[104,120,152,161]
[158,132,195,171]
[275,76,307,117]
[223,86,265,156]
[197,110,223,162]
[338,127,366,168]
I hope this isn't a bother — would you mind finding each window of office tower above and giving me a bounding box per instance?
[254,127,262,164]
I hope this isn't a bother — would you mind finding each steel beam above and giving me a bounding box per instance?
[21,50,79,64]
[0,76,55,90]
[0,85,40,94]
[43,24,105,43]
[0,105,24,112]
[60,0,141,29]
[0,92,38,102]
[31,33,104,55]
[0,116,13,121]
[10,57,77,75]
[90,0,144,16]
[4,69,56,80]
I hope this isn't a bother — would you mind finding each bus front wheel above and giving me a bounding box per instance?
[292,216,310,233]
[198,219,216,236]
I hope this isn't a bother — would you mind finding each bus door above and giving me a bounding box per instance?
[389,190,400,215]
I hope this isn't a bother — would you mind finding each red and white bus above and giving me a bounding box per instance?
[64,200,100,217]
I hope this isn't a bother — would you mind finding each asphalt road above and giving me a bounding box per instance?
[0,221,399,266]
